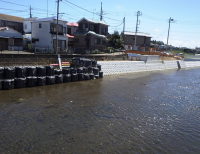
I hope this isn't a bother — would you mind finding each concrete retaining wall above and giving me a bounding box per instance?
[98,60,200,76]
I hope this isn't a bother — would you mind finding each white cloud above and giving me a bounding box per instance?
[154,29,161,32]
[116,5,122,11]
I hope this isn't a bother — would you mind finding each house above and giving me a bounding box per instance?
[0,13,23,33]
[66,22,78,47]
[0,14,24,51]
[121,31,152,50]
[0,27,23,51]
[74,17,109,53]
[28,16,68,53]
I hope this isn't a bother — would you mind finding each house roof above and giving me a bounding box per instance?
[23,17,38,21]
[32,16,67,23]
[0,13,23,23]
[74,30,107,39]
[66,34,74,38]
[67,22,78,27]
[123,31,152,37]
[77,17,109,26]
[0,27,9,31]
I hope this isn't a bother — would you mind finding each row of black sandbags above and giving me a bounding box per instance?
[0,65,102,80]
[0,66,55,79]
[72,57,98,67]
[0,71,103,90]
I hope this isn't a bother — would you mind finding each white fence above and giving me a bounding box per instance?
[98,61,200,76]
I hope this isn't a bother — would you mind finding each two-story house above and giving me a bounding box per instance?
[28,16,68,53]
[0,13,24,51]
[74,17,109,53]
[121,31,152,50]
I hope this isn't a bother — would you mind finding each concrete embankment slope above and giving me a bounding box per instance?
[98,61,200,76]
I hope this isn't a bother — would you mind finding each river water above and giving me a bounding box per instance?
[0,68,200,153]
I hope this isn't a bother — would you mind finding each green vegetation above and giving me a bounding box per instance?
[109,31,124,49]
[150,40,164,45]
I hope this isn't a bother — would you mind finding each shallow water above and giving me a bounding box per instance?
[0,68,200,153]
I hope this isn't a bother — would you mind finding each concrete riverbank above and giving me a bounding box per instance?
[98,60,200,75]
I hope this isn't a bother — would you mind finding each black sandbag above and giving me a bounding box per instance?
[63,74,71,83]
[93,68,99,75]
[72,57,80,66]
[26,66,37,76]
[89,74,95,80]
[97,64,102,71]
[14,78,26,88]
[37,76,46,86]
[55,74,63,84]
[71,74,78,82]
[84,74,90,80]
[77,67,83,74]
[45,66,54,76]
[99,71,103,78]
[54,69,62,75]
[2,79,13,90]
[78,73,84,81]
[95,75,99,79]
[70,68,77,74]
[62,68,70,74]
[37,66,46,76]
[26,76,37,87]
[0,67,4,79]
[0,80,2,90]
[46,76,55,85]
[15,66,26,78]
[4,67,15,79]
[82,67,88,73]
[92,60,97,67]
[79,58,85,67]
[88,67,93,74]
[85,59,92,67]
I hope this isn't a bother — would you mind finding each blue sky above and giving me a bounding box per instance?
[1,0,200,48]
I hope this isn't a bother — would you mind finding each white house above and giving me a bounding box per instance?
[23,17,38,41]
[0,27,23,51]
[23,16,68,53]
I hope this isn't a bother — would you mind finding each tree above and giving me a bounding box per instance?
[109,31,124,49]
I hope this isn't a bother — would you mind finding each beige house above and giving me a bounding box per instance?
[121,31,152,50]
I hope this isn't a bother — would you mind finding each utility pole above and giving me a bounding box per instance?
[167,17,174,49]
[30,5,32,18]
[56,0,62,55]
[134,11,141,50]
[47,0,48,17]
[123,17,125,32]
[100,2,103,21]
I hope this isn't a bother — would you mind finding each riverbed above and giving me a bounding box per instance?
[0,68,200,153]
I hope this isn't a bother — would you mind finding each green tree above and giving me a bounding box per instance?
[109,31,124,49]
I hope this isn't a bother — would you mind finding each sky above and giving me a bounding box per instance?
[0,0,200,49]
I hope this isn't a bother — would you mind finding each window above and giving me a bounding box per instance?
[83,23,86,29]
[74,38,79,43]
[24,24,27,29]
[2,21,6,27]
[90,24,94,31]
[39,23,42,28]
[94,38,101,45]
[32,38,39,43]
[101,27,107,35]
[67,28,71,35]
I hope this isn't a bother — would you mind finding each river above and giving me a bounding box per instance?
[0,68,200,153]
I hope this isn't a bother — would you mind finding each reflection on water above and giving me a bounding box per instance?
[0,68,200,153]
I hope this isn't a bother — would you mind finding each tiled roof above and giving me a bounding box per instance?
[77,17,109,26]
[67,22,78,27]
[74,30,107,39]
[123,31,152,37]
[0,13,23,23]
[66,34,74,38]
